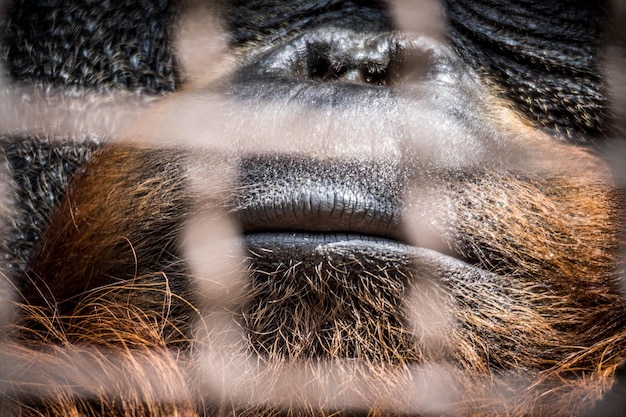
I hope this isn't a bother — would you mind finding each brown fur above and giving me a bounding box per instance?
[21,146,192,311]
[4,142,625,416]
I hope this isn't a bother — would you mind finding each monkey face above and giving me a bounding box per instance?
[1,1,625,417]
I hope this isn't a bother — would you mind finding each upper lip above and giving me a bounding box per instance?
[236,186,403,239]
[234,156,406,242]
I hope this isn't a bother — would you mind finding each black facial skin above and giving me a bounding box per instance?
[0,1,625,417]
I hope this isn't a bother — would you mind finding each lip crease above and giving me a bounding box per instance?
[233,157,487,296]
[234,182,473,270]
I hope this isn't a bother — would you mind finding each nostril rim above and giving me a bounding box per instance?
[250,29,438,86]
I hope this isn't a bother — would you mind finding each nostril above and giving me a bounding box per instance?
[361,65,390,85]
[306,46,395,85]
[308,53,347,82]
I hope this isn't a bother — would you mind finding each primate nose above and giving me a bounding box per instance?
[246,29,409,86]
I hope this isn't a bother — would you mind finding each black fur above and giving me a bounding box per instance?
[444,0,611,142]
[3,0,179,92]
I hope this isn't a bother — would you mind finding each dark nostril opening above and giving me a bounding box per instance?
[308,53,347,82]
[245,29,439,88]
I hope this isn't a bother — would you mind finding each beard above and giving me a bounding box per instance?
[209,166,626,417]
[5,154,625,417]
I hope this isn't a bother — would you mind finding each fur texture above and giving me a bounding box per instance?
[0,1,625,416]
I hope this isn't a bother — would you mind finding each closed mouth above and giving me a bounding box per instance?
[234,156,471,271]
[243,232,415,269]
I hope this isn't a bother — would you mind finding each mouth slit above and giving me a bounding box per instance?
[243,231,412,251]
[243,230,410,245]
[242,232,417,272]
[242,231,479,273]
[241,231,450,271]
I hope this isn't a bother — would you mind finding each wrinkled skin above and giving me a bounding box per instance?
[0,1,625,417]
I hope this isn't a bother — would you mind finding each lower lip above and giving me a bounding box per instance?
[242,232,474,278]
